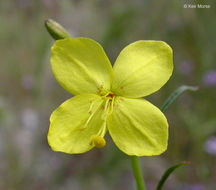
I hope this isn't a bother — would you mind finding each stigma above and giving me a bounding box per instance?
[92,136,106,148]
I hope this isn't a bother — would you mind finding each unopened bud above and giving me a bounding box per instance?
[45,19,71,40]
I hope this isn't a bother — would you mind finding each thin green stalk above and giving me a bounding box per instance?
[130,156,147,190]
[161,85,199,112]
[156,162,189,190]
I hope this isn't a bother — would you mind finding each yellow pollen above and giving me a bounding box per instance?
[92,136,106,148]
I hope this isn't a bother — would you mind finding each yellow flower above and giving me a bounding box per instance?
[48,38,173,156]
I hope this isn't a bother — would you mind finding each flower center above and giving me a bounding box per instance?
[106,92,115,98]
[104,92,116,115]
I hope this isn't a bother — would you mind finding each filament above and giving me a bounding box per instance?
[82,101,103,129]
[110,96,115,114]
[102,98,110,120]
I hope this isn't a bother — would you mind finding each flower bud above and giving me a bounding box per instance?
[45,19,71,40]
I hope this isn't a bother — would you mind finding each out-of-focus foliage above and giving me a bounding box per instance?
[0,0,216,189]
[156,161,189,190]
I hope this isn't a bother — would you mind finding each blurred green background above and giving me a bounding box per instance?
[0,0,216,189]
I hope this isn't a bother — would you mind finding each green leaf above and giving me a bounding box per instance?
[156,162,189,190]
[161,85,199,112]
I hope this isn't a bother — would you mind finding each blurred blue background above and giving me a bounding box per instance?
[0,0,216,189]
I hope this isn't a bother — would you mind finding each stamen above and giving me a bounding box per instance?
[106,92,115,98]
[88,100,95,114]
[97,121,107,136]
[83,112,95,128]
[103,91,110,97]
[92,136,106,148]
[82,101,103,129]
[104,98,110,112]
[102,98,110,120]
[110,96,115,114]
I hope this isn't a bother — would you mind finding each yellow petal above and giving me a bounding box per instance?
[111,41,173,98]
[48,94,107,154]
[51,38,113,95]
[107,97,168,156]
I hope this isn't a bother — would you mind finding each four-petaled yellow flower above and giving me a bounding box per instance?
[48,38,173,156]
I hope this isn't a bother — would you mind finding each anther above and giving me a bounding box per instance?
[92,136,106,148]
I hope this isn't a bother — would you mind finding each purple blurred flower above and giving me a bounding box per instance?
[21,75,35,90]
[178,60,194,76]
[21,108,38,130]
[18,0,33,8]
[185,184,206,190]
[203,70,216,87]
[204,136,216,156]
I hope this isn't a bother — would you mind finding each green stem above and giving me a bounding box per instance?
[130,156,147,190]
